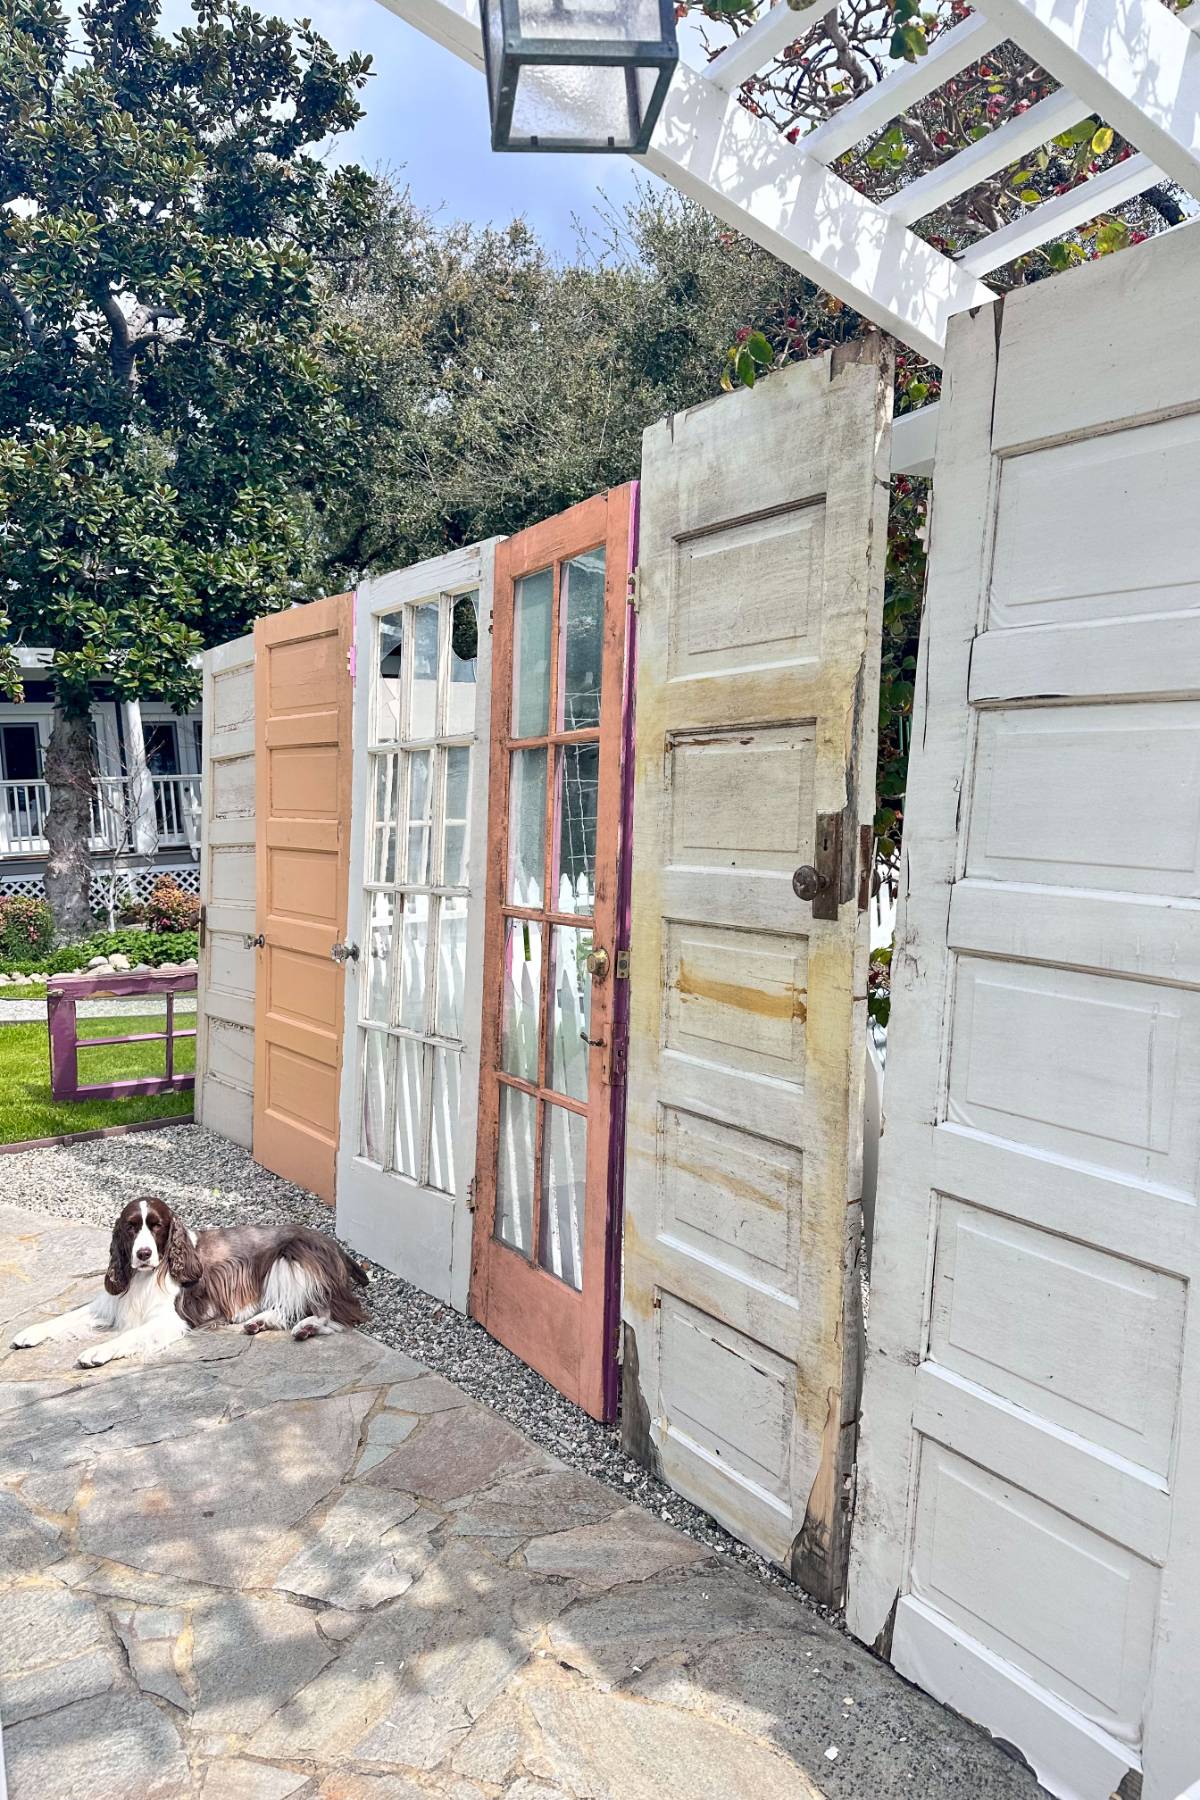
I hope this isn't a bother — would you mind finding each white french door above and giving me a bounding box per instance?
[336,542,498,1310]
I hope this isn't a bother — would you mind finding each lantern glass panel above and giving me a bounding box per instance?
[510,61,659,148]
[514,0,663,42]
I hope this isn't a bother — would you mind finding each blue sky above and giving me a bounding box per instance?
[158,0,651,256]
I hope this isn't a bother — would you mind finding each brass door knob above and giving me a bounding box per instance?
[791,865,829,903]
[586,947,611,981]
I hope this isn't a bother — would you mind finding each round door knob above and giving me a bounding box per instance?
[585,947,611,981]
[792,865,829,902]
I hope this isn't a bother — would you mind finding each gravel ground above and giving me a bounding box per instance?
[0,995,198,1024]
[1,1121,838,1623]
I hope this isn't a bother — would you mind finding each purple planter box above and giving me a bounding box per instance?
[47,970,197,1103]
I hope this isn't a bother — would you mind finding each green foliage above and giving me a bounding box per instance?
[129,875,202,934]
[0,0,377,714]
[868,946,892,1028]
[0,894,55,962]
[0,926,197,974]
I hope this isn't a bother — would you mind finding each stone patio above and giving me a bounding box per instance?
[0,1203,1040,1800]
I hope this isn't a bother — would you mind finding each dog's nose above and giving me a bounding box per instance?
[136,1246,152,1262]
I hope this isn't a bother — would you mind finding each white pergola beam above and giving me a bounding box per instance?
[642,64,995,362]
[704,0,829,93]
[374,0,485,68]
[883,88,1091,224]
[959,150,1160,274]
[972,0,1200,197]
[804,14,1004,166]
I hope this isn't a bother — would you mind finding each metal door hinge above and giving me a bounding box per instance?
[627,568,640,613]
[330,941,360,964]
[615,949,630,980]
[465,1176,477,1213]
[199,905,207,951]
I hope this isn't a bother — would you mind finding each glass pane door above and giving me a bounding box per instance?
[471,486,635,1423]
[357,588,480,1198]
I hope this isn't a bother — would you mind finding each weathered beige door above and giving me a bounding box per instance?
[253,595,354,1205]
[621,345,892,1605]
[195,634,256,1147]
[849,224,1200,1800]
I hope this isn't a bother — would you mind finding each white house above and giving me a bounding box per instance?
[0,647,203,910]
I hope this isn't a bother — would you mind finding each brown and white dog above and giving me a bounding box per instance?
[10,1197,369,1369]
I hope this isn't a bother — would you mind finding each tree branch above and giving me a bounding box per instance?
[0,278,44,351]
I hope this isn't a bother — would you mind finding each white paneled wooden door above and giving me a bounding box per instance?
[848,222,1200,1800]
[335,544,497,1311]
[621,344,893,1606]
[195,634,257,1147]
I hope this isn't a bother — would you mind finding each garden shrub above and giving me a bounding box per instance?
[0,895,55,965]
[1,927,198,976]
[137,876,202,934]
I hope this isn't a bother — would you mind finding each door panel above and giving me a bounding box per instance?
[621,346,892,1606]
[196,635,256,1147]
[335,545,496,1312]
[471,488,634,1422]
[253,594,353,1205]
[848,224,1200,1800]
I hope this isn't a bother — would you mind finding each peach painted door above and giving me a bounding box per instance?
[471,487,635,1421]
[253,593,354,1205]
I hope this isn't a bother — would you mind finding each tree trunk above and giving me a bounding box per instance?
[43,708,95,941]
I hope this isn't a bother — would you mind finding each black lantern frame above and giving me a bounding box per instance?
[480,0,678,154]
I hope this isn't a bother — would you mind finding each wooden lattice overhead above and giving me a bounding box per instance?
[377,0,1200,368]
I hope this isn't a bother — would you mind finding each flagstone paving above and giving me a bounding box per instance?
[0,1204,1041,1800]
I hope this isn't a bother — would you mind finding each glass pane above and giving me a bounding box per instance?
[360,1031,388,1163]
[501,918,542,1083]
[428,1047,460,1195]
[371,754,399,886]
[446,593,479,737]
[539,1103,586,1291]
[364,891,395,1024]
[410,602,440,739]
[436,894,468,1040]
[550,925,592,1103]
[392,1037,424,1179]
[442,745,471,889]
[496,1084,537,1258]
[507,748,546,908]
[399,893,429,1032]
[377,612,404,742]
[555,741,598,915]
[558,549,605,731]
[406,749,432,885]
[512,567,552,738]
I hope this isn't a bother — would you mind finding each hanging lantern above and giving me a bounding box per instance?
[480,0,678,154]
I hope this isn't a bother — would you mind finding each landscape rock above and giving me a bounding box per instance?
[3,1691,191,1800]
[87,956,109,970]
[108,953,132,971]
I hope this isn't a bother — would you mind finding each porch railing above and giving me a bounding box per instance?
[0,774,201,857]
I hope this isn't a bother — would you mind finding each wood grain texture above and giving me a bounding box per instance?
[252,594,353,1206]
[620,344,893,1607]
[848,226,1200,1800]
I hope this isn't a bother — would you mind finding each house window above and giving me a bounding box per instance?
[143,723,180,775]
[0,724,42,783]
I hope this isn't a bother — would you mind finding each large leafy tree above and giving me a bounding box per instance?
[0,0,374,932]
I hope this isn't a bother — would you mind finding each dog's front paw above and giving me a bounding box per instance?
[76,1344,114,1369]
[11,1327,44,1350]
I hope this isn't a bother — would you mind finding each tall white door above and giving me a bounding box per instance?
[195,634,257,1147]
[848,221,1200,1800]
[621,345,893,1605]
[336,543,497,1311]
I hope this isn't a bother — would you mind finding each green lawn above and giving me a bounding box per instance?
[0,1013,195,1145]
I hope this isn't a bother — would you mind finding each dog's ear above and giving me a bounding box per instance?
[165,1214,202,1287]
[104,1221,131,1296]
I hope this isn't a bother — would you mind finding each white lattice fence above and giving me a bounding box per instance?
[0,865,201,907]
